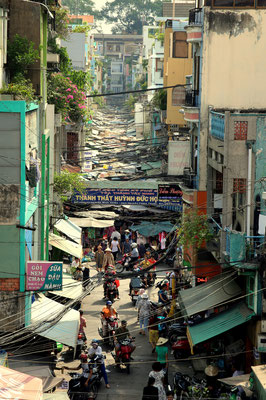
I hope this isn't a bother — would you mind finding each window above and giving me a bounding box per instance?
[194,56,200,92]
[115,45,120,52]
[234,121,248,140]
[247,276,255,309]
[172,87,186,106]
[233,178,246,193]
[173,32,188,58]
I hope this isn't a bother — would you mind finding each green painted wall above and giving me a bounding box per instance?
[0,226,20,278]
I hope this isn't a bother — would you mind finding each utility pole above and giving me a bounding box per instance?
[172,0,176,18]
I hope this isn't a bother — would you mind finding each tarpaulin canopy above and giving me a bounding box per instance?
[187,302,254,347]
[69,217,114,228]
[130,221,175,236]
[43,393,70,400]
[49,233,83,259]
[31,294,79,348]
[48,273,83,300]
[0,366,43,399]
[54,218,82,244]
[179,272,242,317]
[73,210,118,219]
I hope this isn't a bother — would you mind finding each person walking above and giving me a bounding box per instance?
[102,248,115,272]
[156,337,169,385]
[149,362,166,400]
[138,293,151,335]
[142,377,159,400]
[95,245,104,273]
[149,312,160,353]
[111,237,121,260]
[79,310,87,342]
[87,339,110,389]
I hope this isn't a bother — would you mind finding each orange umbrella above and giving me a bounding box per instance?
[0,366,43,399]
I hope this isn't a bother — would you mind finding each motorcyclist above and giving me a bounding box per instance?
[87,339,110,389]
[114,320,136,360]
[130,242,139,264]
[64,353,93,390]
[101,301,118,338]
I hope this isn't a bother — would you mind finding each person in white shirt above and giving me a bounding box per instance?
[111,237,121,260]
[87,339,110,388]
[130,243,139,264]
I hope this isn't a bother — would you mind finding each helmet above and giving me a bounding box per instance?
[106,300,112,306]
[91,339,99,345]
[80,353,88,360]
[121,320,127,325]
[131,243,137,248]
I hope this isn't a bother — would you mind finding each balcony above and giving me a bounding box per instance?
[183,90,200,123]
[185,8,203,44]
[210,111,225,141]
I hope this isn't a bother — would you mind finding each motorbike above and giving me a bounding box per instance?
[67,356,104,400]
[112,338,135,374]
[115,253,138,273]
[129,276,145,305]
[172,336,190,359]
[142,271,156,288]
[98,316,118,348]
[174,373,209,399]
[168,322,187,345]
[105,279,117,303]
[76,333,87,359]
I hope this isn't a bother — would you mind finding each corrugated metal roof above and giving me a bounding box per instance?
[188,302,254,346]
[179,272,242,317]
[163,2,194,18]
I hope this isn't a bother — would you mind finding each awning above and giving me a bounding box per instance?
[179,272,242,317]
[130,221,175,236]
[73,210,118,219]
[187,302,254,347]
[49,233,83,259]
[49,273,83,300]
[44,393,70,400]
[31,294,79,348]
[0,366,43,399]
[54,218,82,244]
[69,216,114,228]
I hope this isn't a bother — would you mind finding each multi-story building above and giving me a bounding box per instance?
[180,0,266,367]
[94,33,143,99]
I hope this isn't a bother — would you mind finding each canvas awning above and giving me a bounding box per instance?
[49,233,83,259]
[69,217,114,228]
[130,221,174,236]
[31,294,79,348]
[54,218,82,244]
[0,366,43,399]
[179,272,242,317]
[49,273,83,300]
[187,302,254,348]
[43,393,70,400]
[73,210,118,219]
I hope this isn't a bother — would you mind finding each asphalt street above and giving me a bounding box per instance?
[76,263,193,400]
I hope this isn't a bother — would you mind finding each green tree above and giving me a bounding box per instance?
[151,89,167,110]
[61,0,95,15]
[7,34,40,80]
[100,0,168,34]
[53,171,86,202]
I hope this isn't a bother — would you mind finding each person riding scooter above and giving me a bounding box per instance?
[130,243,139,265]
[101,301,118,338]
[64,353,93,391]
[114,320,136,360]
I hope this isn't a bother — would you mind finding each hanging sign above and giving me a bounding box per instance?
[26,261,63,291]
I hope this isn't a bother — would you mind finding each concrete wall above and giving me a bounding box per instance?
[202,8,266,110]
[62,33,86,71]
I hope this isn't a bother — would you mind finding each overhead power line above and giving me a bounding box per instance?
[87,84,186,98]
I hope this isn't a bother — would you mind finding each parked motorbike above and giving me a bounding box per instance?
[172,336,190,359]
[174,372,209,399]
[98,316,118,348]
[129,276,145,305]
[76,333,87,359]
[112,338,135,374]
[168,322,187,345]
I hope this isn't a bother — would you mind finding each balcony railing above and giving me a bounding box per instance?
[185,90,198,107]
[189,8,203,25]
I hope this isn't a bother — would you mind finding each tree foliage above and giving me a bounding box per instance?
[61,0,95,15]
[179,210,214,249]
[100,0,168,34]
[151,89,167,110]
[53,171,86,202]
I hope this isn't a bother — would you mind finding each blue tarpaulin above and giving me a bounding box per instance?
[130,221,175,236]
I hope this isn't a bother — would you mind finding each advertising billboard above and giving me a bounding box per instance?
[26,261,63,291]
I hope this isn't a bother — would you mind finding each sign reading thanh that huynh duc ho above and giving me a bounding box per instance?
[26,261,63,291]
[72,187,183,210]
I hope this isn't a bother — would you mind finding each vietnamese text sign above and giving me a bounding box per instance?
[73,188,159,205]
[72,187,183,211]
[26,261,63,291]
[168,141,190,176]
[158,184,182,201]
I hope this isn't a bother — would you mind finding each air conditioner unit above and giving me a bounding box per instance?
[261,319,266,333]
[258,334,266,352]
